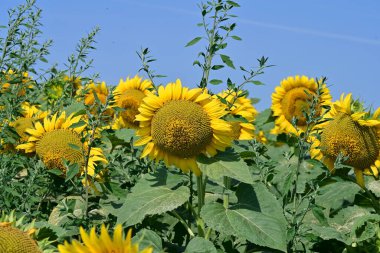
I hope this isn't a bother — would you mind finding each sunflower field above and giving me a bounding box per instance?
[1,0,380,252]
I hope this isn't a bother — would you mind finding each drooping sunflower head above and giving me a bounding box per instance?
[271,75,332,135]
[113,75,154,128]
[310,93,380,188]
[16,112,107,176]
[217,90,258,140]
[58,225,153,253]
[134,79,233,175]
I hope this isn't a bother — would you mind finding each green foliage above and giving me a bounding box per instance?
[201,202,287,252]
[0,0,379,252]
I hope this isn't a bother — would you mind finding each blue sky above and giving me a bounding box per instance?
[1,0,380,111]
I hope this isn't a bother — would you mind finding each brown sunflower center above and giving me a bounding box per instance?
[281,87,315,126]
[0,225,40,253]
[320,112,379,169]
[12,117,34,141]
[36,129,83,170]
[118,89,146,127]
[151,100,213,158]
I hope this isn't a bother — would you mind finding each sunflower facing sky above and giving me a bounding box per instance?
[16,112,107,176]
[217,90,258,140]
[271,75,332,135]
[113,75,154,128]
[310,93,380,188]
[58,224,153,253]
[134,80,233,176]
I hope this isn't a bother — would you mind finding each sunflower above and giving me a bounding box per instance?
[58,224,153,253]
[134,79,233,175]
[310,93,380,188]
[84,81,109,106]
[16,112,107,176]
[10,103,48,142]
[0,223,41,253]
[217,90,258,140]
[271,75,332,135]
[113,75,154,129]
[0,211,41,253]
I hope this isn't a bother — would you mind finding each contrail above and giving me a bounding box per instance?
[123,0,380,46]
[238,18,380,46]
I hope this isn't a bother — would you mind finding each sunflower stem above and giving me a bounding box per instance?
[197,175,204,215]
[170,211,195,237]
[223,176,230,209]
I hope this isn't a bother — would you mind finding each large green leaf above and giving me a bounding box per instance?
[185,237,217,253]
[308,205,380,245]
[133,229,163,253]
[315,181,361,210]
[201,203,287,252]
[368,179,380,198]
[236,183,287,228]
[200,159,254,185]
[116,185,189,226]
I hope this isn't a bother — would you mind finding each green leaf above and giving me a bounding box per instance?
[115,128,136,142]
[231,35,242,41]
[209,79,223,85]
[220,54,235,69]
[315,181,361,210]
[211,65,224,70]
[48,169,63,176]
[185,37,202,47]
[116,185,189,226]
[64,101,86,116]
[65,163,80,181]
[227,1,240,7]
[69,120,86,129]
[368,180,380,197]
[133,229,163,253]
[199,159,254,185]
[249,80,264,85]
[185,237,217,253]
[308,205,380,245]
[201,203,287,252]
[236,183,287,228]
[68,143,81,151]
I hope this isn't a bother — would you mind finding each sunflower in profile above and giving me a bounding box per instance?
[310,93,380,188]
[10,103,48,142]
[135,79,233,175]
[271,75,332,135]
[217,90,258,140]
[58,224,153,253]
[113,75,154,129]
[16,112,107,176]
